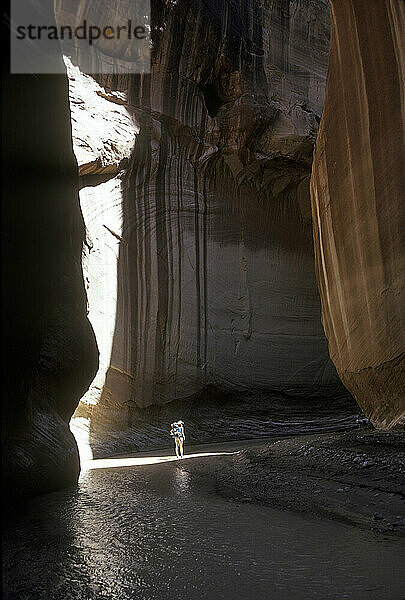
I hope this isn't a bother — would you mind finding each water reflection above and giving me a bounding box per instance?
[3,452,405,600]
[172,466,191,495]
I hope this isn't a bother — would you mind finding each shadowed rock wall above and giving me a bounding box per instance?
[1,2,98,498]
[64,0,356,452]
[310,0,405,429]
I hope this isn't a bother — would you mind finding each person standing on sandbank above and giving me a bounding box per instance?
[170,420,185,459]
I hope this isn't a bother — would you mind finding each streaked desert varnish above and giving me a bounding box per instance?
[65,2,349,446]
[311,0,405,429]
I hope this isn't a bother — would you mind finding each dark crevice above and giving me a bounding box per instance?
[200,82,225,118]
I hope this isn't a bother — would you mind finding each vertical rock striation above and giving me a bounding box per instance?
[65,0,356,452]
[311,0,405,429]
[1,1,98,498]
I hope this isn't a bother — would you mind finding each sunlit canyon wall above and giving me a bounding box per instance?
[62,0,357,455]
[3,0,402,499]
[311,0,405,429]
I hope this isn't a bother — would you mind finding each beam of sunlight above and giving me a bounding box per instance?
[70,416,93,461]
[82,451,239,471]
[65,56,139,417]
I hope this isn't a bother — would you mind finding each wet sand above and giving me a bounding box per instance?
[182,430,405,535]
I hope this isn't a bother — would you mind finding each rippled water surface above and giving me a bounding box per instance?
[3,444,405,600]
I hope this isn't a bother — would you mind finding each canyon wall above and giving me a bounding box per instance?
[3,0,402,498]
[1,1,99,498]
[311,0,405,429]
[64,1,357,455]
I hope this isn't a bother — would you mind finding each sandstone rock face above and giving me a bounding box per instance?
[1,2,98,498]
[310,0,405,429]
[65,0,355,453]
[67,60,136,177]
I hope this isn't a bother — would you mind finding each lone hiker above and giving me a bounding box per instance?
[170,420,185,459]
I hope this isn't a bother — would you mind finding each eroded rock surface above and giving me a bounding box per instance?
[310,0,405,429]
[1,2,98,499]
[64,0,355,450]
[67,59,137,176]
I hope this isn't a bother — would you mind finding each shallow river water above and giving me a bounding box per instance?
[3,442,405,600]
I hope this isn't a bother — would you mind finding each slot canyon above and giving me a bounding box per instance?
[2,2,405,598]
[2,0,404,498]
